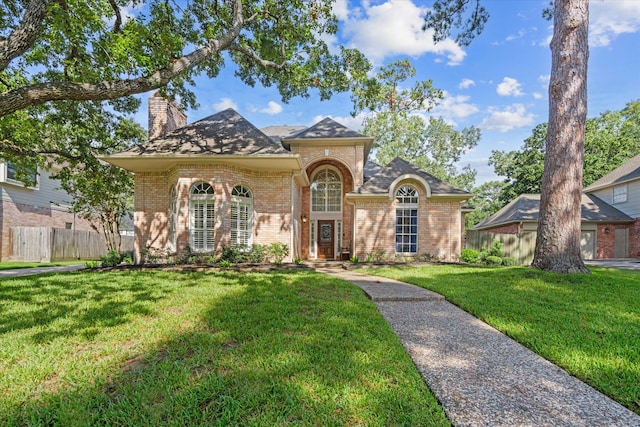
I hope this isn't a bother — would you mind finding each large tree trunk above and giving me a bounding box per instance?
[532,0,590,273]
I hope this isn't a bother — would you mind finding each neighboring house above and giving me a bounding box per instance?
[103,95,471,263]
[472,194,633,260]
[0,161,93,260]
[584,153,640,258]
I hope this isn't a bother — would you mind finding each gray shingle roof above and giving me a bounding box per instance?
[260,125,307,145]
[117,109,289,156]
[356,157,470,196]
[585,154,640,191]
[284,117,367,140]
[363,161,382,182]
[473,193,633,230]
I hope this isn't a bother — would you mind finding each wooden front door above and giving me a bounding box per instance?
[317,220,334,259]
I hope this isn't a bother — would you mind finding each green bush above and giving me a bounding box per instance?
[100,250,123,267]
[267,242,289,265]
[349,256,359,263]
[218,259,232,268]
[487,239,505,258]
[460,248,480,263]
[365,249,386,263]
[502,257,516,266]
[485,255,502,265]
[293,257,305,265]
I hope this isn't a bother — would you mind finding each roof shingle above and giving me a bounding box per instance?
[117,109,289,157]
[473,193,633,230]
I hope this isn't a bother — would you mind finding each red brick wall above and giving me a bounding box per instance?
[481,223,521,234]
[629,219,640,258]
[351,181,464,262]
[1,199,94,260]
[134,164,295,262]
[595,223,633,259]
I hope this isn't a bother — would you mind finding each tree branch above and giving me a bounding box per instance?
[0,0,248,117]
[0,0,52,71]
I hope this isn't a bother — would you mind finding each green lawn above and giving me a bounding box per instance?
[363,264,640,415]
[0,261,86,270]
[0,269,449,426]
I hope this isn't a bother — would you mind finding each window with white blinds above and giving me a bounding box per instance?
[189,182,215,252]
[231,185,253,248]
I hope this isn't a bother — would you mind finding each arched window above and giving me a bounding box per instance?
[395,185,418,254]
[311,168,342,212]
[231,185,253,247]
[169,185,177,251]
[189,182,215,252]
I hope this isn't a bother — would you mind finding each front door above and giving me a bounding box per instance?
[614,228,629,258]
[317,220,334,259]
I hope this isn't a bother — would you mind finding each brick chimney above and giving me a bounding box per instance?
[148,93,187,139]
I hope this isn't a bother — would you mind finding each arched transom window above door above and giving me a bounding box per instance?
[311,168,342,212]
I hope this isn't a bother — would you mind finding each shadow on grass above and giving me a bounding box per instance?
[3,270,448,426]
[0,270,199,341]
[364,264,640,414]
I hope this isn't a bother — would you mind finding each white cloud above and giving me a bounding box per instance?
[431,92,479,125]
[260,101,283,115]
[480,104,535,132]
[532,92,544,100]
[459,78,475,89]
[590,0,640,47]
[341,0,466,65]
[497,77,524,97]
[212,97,238,111]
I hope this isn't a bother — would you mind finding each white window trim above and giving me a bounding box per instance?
[231,185,254,248]
[395,185,419,254]
[0,162,40,190]
[612,184,628,204]
[309,219,317,257]
[169,185,178,251]
[189,182,215,252]
[310,166,343,213]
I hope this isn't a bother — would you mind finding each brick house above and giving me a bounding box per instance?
[0,162,94,260]
[104,96,471,263]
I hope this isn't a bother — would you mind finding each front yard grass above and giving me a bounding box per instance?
[364,264,640,415]
[0,269,449,426]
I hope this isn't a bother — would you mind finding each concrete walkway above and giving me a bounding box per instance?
[318,267,640,427]
[0,264,85,278]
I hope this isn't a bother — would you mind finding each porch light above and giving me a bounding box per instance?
[301,214,308,223]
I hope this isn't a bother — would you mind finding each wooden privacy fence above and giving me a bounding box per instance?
[466,230,537,265]
[11,227,134,262]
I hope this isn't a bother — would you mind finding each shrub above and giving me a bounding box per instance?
[487,239,505,258]
[246,244,268,263]
[122,253,133,265]
[460,248,480,263]
[267,242,289,265]
[84,260,99,268]
[293,257,305,265]
[349,256,359,263]
[365,249,387,263]
[100,250,123,267]
[485,255,502,265]
[502,257,516,266]
[218,259,233,268]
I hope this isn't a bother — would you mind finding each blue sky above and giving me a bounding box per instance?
[133,0,640,184]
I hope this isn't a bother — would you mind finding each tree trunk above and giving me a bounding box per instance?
[532,0,590,273]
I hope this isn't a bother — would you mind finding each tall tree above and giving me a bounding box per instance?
[352,59,480,189]
[425,0,592,273]
[531,0,589,273]
[0,0,371,118]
